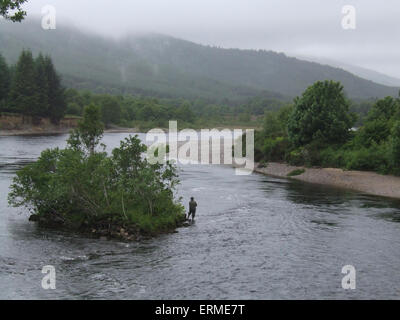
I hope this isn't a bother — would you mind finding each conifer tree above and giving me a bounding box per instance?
[43,55,66,123]
[9,50,39,118]
[35,54,50,117]
[0,53,10,110]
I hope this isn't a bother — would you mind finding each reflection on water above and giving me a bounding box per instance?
[285,180,355,206]
[1,133,400,299]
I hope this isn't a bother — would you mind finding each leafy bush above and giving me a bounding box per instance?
[66,102,82,116]
[354,118,391,147]
[287,169,306,177]
[343,144,390,173]
[319,147,346,168]
[367,96,398,122]
[319,142,390,173]
[261,136,289,162]
[286,147,305,166]
[390,121,400,173]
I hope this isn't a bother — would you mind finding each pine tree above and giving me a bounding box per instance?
[43,55,66,123]
[9,50,40,118]
[0,53,10,110]
[35,54,50,117]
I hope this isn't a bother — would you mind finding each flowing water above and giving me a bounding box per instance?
[1,133,400,299]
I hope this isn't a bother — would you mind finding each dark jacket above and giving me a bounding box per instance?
[189,200,197,212]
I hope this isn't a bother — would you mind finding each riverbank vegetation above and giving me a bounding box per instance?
[62,83,375,131]
[8,104,186,240]
[255,80,400,175]
[64,88,286,130]
[0,50,66,123]
[0,47,378,133]
[1,49,282,132]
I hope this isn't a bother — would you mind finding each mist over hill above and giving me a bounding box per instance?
[0,19,398,102]
[297,55,400,87]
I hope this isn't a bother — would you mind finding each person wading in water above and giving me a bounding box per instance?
[187,197,198,221]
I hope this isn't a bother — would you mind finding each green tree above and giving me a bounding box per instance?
[355,97,400,148]
[9,50,39,118]
[34,54,50,117]
[238,112,251,122]
[175,101,194,122]
[0,0,27,22]
[0,53,10,109]
[263,111,283,138]
[367,96,397,122]
[68,103,104,155]
[390,121,400,171]
[99,95,121,126]
[65,102,81,116]
[288,80,355,147]
[43,55,66,123]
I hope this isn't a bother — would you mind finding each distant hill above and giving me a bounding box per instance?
[297,55,400,87]
[0,19,398,101]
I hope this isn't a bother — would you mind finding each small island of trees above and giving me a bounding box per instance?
[8,104,186,240]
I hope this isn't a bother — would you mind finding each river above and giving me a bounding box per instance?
[1,133,400,299]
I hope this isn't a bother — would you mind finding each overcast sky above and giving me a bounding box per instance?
[22,0,400,78]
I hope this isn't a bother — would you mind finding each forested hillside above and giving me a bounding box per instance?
[0,18,397,102]
[0,19,269,102]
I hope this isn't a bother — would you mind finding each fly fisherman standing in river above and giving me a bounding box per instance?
[187,197,197,221]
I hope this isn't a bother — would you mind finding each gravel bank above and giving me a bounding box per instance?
[174,138,400,199]
[256,162,400,199]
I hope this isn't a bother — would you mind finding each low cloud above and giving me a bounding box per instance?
[23,0,400,78]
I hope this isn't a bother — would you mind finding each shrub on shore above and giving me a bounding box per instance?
[287,169,306,177]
